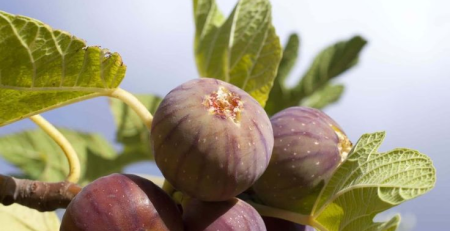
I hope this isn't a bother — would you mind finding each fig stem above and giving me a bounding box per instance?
[109,88,153,130]
[248,202,315,227]
[172,191,191,210]
[162,179,175,195]
[29,115,81,183]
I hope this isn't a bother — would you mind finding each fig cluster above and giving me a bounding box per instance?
[60,78,350,231]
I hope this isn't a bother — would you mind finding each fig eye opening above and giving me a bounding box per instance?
[203,86,244,125]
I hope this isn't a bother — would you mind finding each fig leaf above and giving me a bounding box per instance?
[193,0,282,107]
[293,36,366,98]
[265,33,299,114]
[301,84,344,109]
[0,203,60,231]
[310,132,436,231]
[265,35,366,116]
[0,128,128,186]
[0,11,126,127]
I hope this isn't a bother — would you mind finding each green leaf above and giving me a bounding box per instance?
[193,0,282,107]
[301,84,344,109]
[265,35,366,116]
[276,33,300,85]
[0,128,123,186]
[310,132,436,231]
[0,11,126,127]
[265,33,299,115]
[294,36,366,98]
[109,94,162,159]
[0,204,60,231]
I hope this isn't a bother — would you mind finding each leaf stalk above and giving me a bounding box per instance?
[109,88,153,130]
[29,115,81,183]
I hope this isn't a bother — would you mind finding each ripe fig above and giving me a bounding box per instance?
[183,198,266,231]
[253,107,351,213]
[263,217,315,231]
[60,173,183,231]
[151,78,273,201]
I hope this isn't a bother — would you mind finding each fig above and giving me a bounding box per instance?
[263,217,315,231]
[151,78,273,201]
[60,173,183,231]
[253,107,351,212]
[183,198,266,231]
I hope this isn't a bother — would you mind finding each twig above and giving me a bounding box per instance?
[0,174,81,212]
[29,115,81,183]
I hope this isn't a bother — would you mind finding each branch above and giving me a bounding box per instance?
[0,174,81,212]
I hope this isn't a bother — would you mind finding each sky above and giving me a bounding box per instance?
[0,1,449,230]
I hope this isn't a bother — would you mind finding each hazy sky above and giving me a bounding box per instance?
[0,1,449,230]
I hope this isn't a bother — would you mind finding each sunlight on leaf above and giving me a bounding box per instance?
[193,0,282,107]
[0,11,126,127]
[311,132,436,231]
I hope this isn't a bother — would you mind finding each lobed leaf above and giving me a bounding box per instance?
[193,0,282,107]
[0,204,60,231]
[0,11,126,127]
[310,132,436,231]
[109,94,162,159]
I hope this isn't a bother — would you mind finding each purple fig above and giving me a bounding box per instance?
[183,198,266,231]
[263,217,315,231]
[60,173,183,231]
[151,78,273,201]
[253,107,351,213]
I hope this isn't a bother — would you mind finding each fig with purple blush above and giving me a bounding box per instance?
[60,173,183,231]
[151,78,274,201]
[183,198,266,231]
[253,106,351,213]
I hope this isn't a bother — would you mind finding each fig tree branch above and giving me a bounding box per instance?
[0,174,81,212]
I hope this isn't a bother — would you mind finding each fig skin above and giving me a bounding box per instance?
[60,173,183,231]
[263,217,315,231]
[183,198,266,231]
[151,78,274,201]
[253,107,351,213]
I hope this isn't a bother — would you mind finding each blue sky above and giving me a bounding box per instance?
[1,1,449,230]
